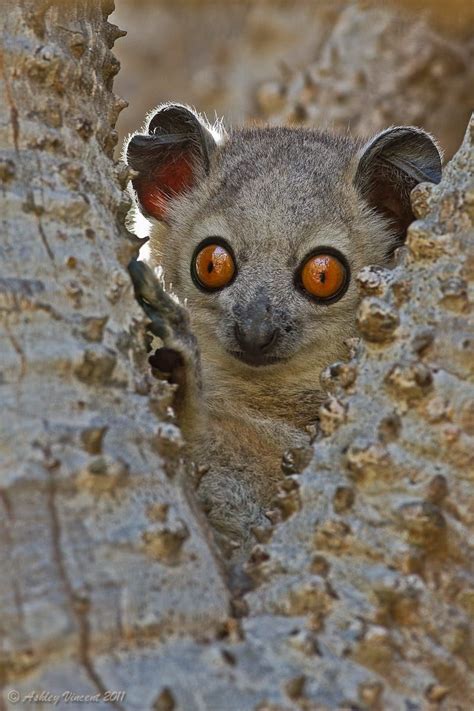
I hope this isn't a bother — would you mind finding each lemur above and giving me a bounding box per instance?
[125,103,441,558]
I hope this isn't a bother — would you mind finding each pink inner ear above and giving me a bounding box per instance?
[134,153,195,221]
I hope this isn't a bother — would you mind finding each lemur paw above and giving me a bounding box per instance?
[128,259,189,340]
[128,259,200,386]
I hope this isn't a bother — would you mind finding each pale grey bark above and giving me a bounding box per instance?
[0,3,228,708]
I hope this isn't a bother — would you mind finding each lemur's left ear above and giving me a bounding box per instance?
[126,104,217,222]
[354,126,442,241]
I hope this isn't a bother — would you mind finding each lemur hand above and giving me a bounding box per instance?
[128,259,201,412]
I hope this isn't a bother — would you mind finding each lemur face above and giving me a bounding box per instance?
[187,237,350,368]
[189,238,350,367]
[126,104,441,373]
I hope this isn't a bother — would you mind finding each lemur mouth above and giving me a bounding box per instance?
[228,350,286,368]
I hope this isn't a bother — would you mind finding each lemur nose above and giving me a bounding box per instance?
[235,323,279,354]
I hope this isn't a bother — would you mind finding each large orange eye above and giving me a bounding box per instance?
[193,242,235,290]
[300,252,348,302]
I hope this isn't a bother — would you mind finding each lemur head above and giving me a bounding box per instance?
[125,104,441,374]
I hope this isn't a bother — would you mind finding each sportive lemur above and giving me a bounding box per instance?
[125,103,441,558]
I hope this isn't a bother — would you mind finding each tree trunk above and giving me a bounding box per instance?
[1,2,473,710]
[0,2,228,707]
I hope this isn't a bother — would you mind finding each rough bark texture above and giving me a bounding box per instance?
[1,2,473,711]
[0,1,229,706]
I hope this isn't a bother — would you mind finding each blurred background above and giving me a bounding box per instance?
[112,0,474,160]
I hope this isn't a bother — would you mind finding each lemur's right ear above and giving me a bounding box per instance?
[353,126,442,243]
[125,104,217,222]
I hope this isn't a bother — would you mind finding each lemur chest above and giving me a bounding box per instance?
[192,403,306,505]
[205,374,323,434]
[195,367,318,490]
[205,398,309,465]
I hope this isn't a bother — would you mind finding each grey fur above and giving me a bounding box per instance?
[125,104,442,561]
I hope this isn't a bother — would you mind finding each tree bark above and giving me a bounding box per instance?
[0,2,228,707]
